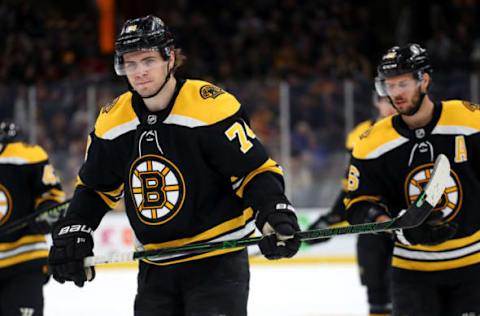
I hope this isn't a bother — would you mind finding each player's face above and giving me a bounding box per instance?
[383,73,423,116]
[123,50,171,97]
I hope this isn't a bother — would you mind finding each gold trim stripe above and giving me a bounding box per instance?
[0,250,48,268]
[0,235,46,251]
[144,207,255,250]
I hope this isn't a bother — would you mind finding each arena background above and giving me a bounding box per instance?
[1,1,479,314]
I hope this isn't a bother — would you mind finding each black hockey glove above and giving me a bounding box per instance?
[255,200,301,260]
[394,211,457,246]
[48,219,95,287]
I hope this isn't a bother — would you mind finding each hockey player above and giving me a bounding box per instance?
[48,15,300,315]
[0,121,65,315]
[346,43,480,316]
[307,92,396,316]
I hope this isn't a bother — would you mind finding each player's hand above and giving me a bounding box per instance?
[48,219,95,287]
[395,211,457,246]
[256,201,301,260]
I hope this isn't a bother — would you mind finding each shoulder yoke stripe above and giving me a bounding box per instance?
[0,143,48,165]
[101,118,140,140]
[433,100,480,135]
[95,92,138,139]
[165,79,241,127]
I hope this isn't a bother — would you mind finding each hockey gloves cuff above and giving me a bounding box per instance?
[255,200,301,260]
[395,211,457,246]
[48,219,95,287]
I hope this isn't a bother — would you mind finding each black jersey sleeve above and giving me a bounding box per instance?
[29,158,65,210]
[66,132,125,228]
[344,156,390,224]
[200,113,287,209]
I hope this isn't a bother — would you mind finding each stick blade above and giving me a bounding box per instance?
[393,154,451,229]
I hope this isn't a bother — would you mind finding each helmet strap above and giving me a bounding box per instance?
[142,62,174,99]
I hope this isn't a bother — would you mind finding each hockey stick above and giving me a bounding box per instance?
[84,154,450,267]
[0,199,70,235]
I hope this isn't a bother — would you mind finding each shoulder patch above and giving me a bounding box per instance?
[101,96,120,114]
[95,92,139,140]
[461,101,480,112]
[200,85,225,99]
[346,120,374,151]
[165,80,241,128]
[352,117,408,160]
[0,142,48,165]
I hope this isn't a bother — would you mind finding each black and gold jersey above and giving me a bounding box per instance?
[346,100,480,274]
[327,120,375,223]
[69,79,284,266]
[0,142,64,270]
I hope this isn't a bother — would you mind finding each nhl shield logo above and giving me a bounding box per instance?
[129,154,186,225]
[404,163,462,222]
[0,184,12,225]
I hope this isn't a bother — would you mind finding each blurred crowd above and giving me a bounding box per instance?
[0,0,479,205]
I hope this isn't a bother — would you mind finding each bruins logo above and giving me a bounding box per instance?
[200,85,225,99]
[404,163,462,222]
[359,126,373,140]
[101,97,119,114]
[462,101,480,112]
[0,183,12,225]
[129,154,186,225]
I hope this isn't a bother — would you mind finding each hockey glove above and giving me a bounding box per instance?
[256,200,301,260]
[394,211,457,246]
[48,219,95,287]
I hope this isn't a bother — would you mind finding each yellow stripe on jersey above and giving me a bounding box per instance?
[0,235,47,251]
[143,207,254,250]
[234,158,284,198]
[34,188,66,208]
[432,100,480,134]
[392,252,480,271]
[164,80,241,127]
[143,248,243,266]
[94,92,139,140]
[76,177,124,209]
[344,195,382,210]
[0,142,48,164]
[0,250,48,268]
[397,229,480,252]
[345,120,373,151]
[393,230,480,271]
[352,116,407,160]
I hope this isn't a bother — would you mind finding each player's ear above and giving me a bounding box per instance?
[421,72,431,92]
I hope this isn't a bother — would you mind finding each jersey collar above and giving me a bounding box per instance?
[392,101,442,140]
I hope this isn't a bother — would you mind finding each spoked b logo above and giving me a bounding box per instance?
[405,162,462,222]
[129,154,186,225]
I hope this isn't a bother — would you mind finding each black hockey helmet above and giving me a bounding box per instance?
[0,121,18,144]
[114,15,174,76]
[375,43,432,96]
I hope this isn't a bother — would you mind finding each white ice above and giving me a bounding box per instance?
[44,262,367,316]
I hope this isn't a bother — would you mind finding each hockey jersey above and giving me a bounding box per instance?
[69,79,284,266]
[346,100,480,274]
[0,142,64,272]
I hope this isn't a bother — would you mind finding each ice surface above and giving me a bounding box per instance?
[44,262,367,316]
